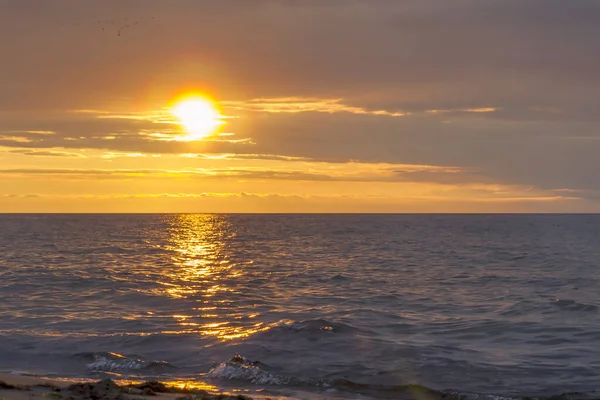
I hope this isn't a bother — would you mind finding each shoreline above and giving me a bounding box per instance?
[0,374,301,400]
[0,373,469,400]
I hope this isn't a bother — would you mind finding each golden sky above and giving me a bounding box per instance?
[1,0,600,212]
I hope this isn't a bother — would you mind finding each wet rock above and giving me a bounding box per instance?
[174,394,253,400]
[132,381,169,393]
[170,386,211,396]
[0,380,29,390]
[66,382,91,396]
[0,381,16,390]
[67,379,124,400]
[35,383,62,392]
[93,379,123,399]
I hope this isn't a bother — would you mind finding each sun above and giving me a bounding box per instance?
[170,97,222,140]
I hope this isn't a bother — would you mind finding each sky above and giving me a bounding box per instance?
[1,0,600,213]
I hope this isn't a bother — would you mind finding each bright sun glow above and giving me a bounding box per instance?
[171,97,222,140]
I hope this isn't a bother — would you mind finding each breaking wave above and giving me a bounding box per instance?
[554,299,598,312]
[73,352,177,373]
[205,355,600,400]
[206,354,291,385]
[267,318,358,334]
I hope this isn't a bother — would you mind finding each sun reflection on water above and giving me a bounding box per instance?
[160,215,269,340]
[115,379,221,394]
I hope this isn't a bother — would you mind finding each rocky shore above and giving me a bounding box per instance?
[0,376,253,400]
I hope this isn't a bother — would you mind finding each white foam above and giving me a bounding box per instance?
[206,356,289,385]
[86,356,145,372]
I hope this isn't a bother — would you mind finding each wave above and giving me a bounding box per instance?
[206,355,291,385]
[205,355,600,400]
[267,319,358,334]
[55,247,127,255]
[554,299,598,312]
[318,274,352,283]
[497,300,544,317]
[72,352,178,373]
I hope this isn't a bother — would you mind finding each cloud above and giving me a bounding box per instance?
[2,0,600,211]
[77,192,297,199]
[0,161,472,184]
[100,152,148,159]
[179,153,312,162]
[222,97,405,117]
[0,159,587,205]
[69,109,251,143]
[7,149,87,158]
[2,108,600,195]
[0,191,575,203]
[2,1,599,115]
[0,130,55,135]
[426,107,497,115]
[1,194,40,198]
[0,190,587,214]
[0,135,34,143]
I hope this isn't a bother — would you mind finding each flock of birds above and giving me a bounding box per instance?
[95,16,155,37]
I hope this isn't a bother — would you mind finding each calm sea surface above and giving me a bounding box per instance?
[1,214,599,399]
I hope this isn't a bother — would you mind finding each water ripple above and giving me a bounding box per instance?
[1,214,600,398]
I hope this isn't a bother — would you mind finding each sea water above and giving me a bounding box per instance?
[0,214,599,399]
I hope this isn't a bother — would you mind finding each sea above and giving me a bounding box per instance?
[0,214,599,399]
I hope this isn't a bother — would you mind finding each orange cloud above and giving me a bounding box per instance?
[222,97,406,117]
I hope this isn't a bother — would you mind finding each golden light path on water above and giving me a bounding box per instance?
[114,378,221,394]
[150,215,426,399]
[158,214,269,340]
